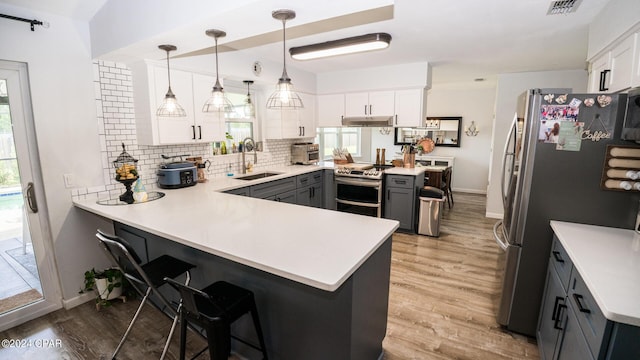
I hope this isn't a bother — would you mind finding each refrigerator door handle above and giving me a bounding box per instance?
[500,113,518,209]
[493,220,508,251]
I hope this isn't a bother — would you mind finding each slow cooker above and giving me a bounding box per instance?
[157,161,197,189]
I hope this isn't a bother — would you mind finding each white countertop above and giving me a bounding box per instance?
[74,164,399,292]
[384,166,427,176]
[550,221,640,326]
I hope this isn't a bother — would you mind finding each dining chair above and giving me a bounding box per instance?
[96,229,195,360]
[164,277,269,360]
[440,167,454,208]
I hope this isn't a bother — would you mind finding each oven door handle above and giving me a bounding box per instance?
[335,178,382,188]
[336,199,381,207]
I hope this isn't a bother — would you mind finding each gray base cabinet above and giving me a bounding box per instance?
[383,173,424,231]
[538,235,640,360]
[323,169,336,210]
[296,171,323,208]
[223,186,250,197]
[114,221,393,360]
[224,170,327,207]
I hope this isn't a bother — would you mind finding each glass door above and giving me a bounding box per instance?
[0,61,61,331]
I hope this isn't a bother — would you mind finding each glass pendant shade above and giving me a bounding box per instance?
[156,45,187,117]
[243,80,256,118]
[202,29,235,114]
[266,79,303,109]
[267,9,303,109]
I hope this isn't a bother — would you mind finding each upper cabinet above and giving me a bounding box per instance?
[345,91,395,117]
[317,94,345,127]
[264,92,317,139]
[316,88,427,128]
[588,32,639,93]
[131,61,225,145]
[394,88,427,127]
[633,32,640,88]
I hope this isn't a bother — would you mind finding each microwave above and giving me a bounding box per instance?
[622,87,640,141]
[291,143,319,165]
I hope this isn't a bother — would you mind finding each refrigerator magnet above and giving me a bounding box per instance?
[544,94,555,103]
[555,94,567,104]
[584,98,595,107]
[569,98,582,109]
[597,95,612,107]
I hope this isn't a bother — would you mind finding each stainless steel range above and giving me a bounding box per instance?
[334,164,383,217]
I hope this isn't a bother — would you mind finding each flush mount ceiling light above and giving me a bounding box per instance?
[266,9,303,110]
[290,33,392,61]
[243,80,255,118]
[202,29,234,114]
[156,44,187,117]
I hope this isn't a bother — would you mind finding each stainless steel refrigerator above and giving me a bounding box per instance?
[493,88,639,337]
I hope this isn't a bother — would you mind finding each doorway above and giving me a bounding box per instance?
[0,61,61,332]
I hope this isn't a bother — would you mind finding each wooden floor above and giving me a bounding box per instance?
[382,193,538,359]
[0,193,539,359]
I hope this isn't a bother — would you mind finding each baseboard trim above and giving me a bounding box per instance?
[62,291,95,310]
[452,188,487,195]
[485,211,503,219]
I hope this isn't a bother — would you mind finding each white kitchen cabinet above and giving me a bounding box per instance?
[609,35,635,93]
[394,88,427,127]
[131,61,225,145]
[264,92,316,139]
[317,94,345,127]
[588,52,611,93]
[345,91,394,117]
[588,33,638,93]
[632,32,640,88]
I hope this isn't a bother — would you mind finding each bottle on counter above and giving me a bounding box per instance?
[221,141,227,155]
[227,164,233,177]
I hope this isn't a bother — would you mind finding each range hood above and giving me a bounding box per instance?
[341,116,394,127]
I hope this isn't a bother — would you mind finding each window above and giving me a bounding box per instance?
[316,127,361,160]
[0,81,19,188]
[223,90,254,143]
[225,121,253,143]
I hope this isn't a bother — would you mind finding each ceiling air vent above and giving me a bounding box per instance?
[547,0,583,15]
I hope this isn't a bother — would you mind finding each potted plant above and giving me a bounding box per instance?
[80,268,125,308]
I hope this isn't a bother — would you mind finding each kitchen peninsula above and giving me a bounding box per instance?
[73,166,399,360]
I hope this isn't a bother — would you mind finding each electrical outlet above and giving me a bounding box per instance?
[63,173,75,188]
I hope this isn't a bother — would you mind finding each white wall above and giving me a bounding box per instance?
[0,4,111,304]
[317,62,431,94]
[485,69,588,218]
[423,82,496,193]
[587,0,640,60]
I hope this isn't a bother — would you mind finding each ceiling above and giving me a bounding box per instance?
[0,0,612,83]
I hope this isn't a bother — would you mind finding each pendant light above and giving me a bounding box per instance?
[243,80,256,118]
[202,29,234,114]
[156,45,187,117]
[266,9,303,109]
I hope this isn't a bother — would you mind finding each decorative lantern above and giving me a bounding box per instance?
[113,143,138,204]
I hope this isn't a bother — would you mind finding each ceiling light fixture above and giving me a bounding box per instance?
[290,33,392,61]
[266,9,303,109]
[243,80,255,118]
[156,44,187,117]
[202,29,234,114]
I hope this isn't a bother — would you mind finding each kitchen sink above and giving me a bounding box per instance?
[235,172,282,181]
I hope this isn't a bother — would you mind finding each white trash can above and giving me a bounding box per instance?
[418,187,445,237]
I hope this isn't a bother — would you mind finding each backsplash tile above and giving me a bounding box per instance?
[72,60,310,201]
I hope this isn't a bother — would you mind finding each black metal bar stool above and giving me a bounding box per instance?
[96,230,195,360]
[164,277,269,360]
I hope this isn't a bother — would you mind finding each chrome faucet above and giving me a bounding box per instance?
[242,137,257,174]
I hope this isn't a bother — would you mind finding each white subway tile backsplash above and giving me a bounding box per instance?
[73,60,304,201]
